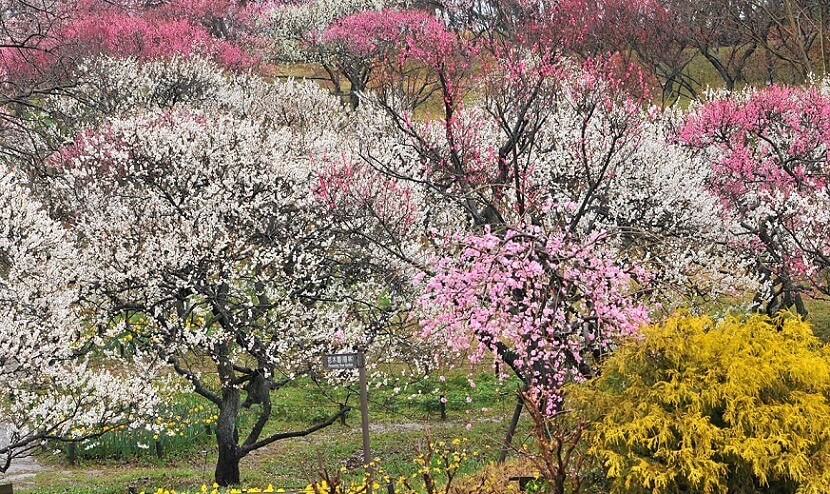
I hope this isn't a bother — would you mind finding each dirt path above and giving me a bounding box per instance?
[0,425,49,484]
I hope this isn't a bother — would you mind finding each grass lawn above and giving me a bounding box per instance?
[19,421,515,493]
[15,372,530,493]
[806,297,830,342]
[13,301,830,493]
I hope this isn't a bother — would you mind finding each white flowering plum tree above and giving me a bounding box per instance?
[14,54,348,171]
[47,109,328,485]
[0,167,162,473]
[37,59,427,481]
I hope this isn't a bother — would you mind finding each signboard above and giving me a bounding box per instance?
[323,352,365,370]
[322,351,371,470]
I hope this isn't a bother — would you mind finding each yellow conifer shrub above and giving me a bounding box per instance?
[571,312,830,494]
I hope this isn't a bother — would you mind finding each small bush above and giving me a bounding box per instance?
[572,312,830,494]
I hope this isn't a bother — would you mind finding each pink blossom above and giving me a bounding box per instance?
[679,84,830,307]
[1,0,261,82]
[417,226,649,415]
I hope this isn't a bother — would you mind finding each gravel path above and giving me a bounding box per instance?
[0,425,48,484]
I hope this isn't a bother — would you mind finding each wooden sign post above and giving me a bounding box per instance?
[323,352,370,467]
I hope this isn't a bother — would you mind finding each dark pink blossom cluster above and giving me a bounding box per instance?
[64,2,253,66]
[679,84,830,301]
[1,0,260,83]
[316,8,478,103]
[319,9,436,60]
[679,85,830,200]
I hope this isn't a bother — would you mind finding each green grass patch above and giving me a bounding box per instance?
[20,370,525,493]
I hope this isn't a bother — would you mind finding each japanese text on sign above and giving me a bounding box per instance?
[323,353,365,370]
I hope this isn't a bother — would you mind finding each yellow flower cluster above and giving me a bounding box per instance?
[142,483,277,494]
[70,421,134,437]
[302,438,484,494]
[152,405,218,438]
[145,438,491,494]
[302,478,380,494]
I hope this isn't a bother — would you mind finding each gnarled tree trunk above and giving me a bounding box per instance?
[215,393,241,485]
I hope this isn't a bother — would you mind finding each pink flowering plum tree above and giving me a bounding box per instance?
[0,0,73,160]
[0,0,265,167]
[266,3,475,110]
[679,83,830,316]
[329,46,754,459]
[314,8,453,107]
[1,0,261,91]
[417,226,650,464]
[57,0,259,68]
[417,227,650,411]
[263,0,395,67]
[0,0,64,84]
[264,2,478,109]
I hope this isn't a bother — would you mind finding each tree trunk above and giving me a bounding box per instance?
[498,390,524,463]
[215,343,242,486]
[348,79,364,110]
[783,0,812,80]
[215,403,241,486]
[215,445,241,487]
[701,49,736,91]
[820,4,828,76]
[554,469,567,494]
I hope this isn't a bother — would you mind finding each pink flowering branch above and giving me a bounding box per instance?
[679,84,830,315]
[417,226,650,416]
[1,0,262,84]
